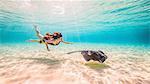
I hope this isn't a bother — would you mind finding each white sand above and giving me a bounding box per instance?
[0,43,150,84]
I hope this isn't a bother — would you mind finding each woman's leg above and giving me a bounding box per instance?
[44,42,50,51]
[34,25,44,40]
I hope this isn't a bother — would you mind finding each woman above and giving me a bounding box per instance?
[33,25,71,51]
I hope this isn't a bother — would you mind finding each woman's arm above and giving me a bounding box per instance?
[61,38,72,44]
[62,41,72,44]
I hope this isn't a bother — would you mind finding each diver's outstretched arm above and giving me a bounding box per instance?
[27,39,41,43]
[61,38,72,44]
[62,41,72,44]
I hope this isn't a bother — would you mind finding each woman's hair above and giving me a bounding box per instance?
[57,32,62,37]
[53,32,62,37]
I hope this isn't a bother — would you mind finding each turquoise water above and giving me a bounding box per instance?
[0,0,150,45]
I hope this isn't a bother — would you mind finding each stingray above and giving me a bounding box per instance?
[67,50,108,63]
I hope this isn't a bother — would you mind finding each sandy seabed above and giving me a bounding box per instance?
[0,43,150,84]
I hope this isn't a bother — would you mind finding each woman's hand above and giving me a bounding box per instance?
[62,41,72,44]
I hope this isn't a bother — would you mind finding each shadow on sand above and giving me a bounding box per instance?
[84,62,110,70]
[19,57,62,66]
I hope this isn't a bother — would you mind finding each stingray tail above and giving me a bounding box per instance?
[66,51,83,54]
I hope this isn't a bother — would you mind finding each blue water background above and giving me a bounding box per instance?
[0,0,149,46]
